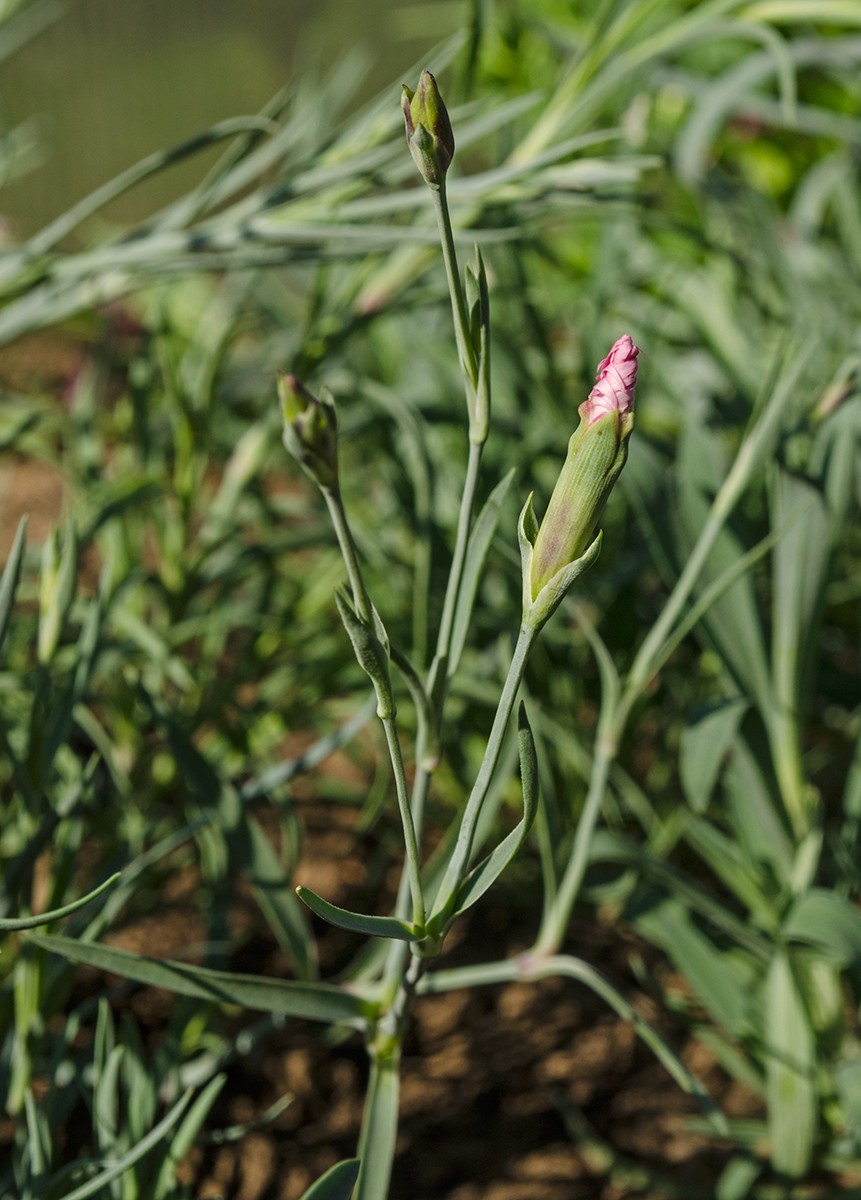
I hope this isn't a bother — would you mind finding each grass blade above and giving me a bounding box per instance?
[765,951,816,1177]
[0,873,120,931]
[62,1088,194,1200]
[299,1159,361,1200]
[0,514,26,661]
[448,468,516,680]
[355,1055,399,1200]
[296,887,418,942]
[450,703,538,917]
[27,935,371,1025]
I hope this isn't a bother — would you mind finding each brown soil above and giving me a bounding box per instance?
[75,799,762,1200]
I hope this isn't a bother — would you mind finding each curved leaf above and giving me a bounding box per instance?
[0,873,120,931]
[27,934,370,1025]
[300,1159,361,1200]
[448,468,516,679]
[296,887,417,942]
[450,703,538,918]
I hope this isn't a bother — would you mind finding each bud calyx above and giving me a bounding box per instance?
[521,335,639,628]
[402,70,454,189]
[278,373,339,490]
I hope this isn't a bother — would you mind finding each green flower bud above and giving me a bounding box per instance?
[402,70,455,189]
[277,373,338,490]
[521,336,639,628]
[334,587,395,719]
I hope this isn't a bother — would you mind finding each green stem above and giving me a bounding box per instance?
[534,729,614,955]
[623,347,808,709]
[382,716,425,930]
[434,623,538,915]
[430,183,477,396]
[323,485,374,627]
[426,439,483,709]
[354,1047,400,1200]
[323,485,426,927]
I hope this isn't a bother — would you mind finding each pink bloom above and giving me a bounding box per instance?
[580,335,640,427]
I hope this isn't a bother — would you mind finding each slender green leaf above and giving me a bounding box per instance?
[765,951,816,1177]
[154,1074,227,1200]
[783,888,861,966]
[633,898,757,1038]
[0,514,26,660]
[27,935,371,1025]
[716,1156,761,1200]
[62,1089,194,1200]
[448,468,516,679]
[724,739,795,887]
[450,703,538,917]
[300,1159,361,1200]
[590,829,772,959]
[680,699,748,813]
[355,1056,399,1200]
[150,695,316,979]
[243,809,317,980]
[0,873,120,931]
[296,887,417,942]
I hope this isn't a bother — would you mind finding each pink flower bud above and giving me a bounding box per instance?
[524,335,640,613]
[579,334,639,428]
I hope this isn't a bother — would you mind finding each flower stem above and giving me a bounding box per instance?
[433,623,538,917]
[430,183,477,398]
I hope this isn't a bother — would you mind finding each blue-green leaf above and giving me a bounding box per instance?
[27,934,370,1025]
[765,952,816,1178]
[783,888,861,966]
[296,887,417,942]
[299,1159,360,1200]
[680,699,747,813]
[0,873,119,930]
[448,468,516,680]
[450,703,538,918]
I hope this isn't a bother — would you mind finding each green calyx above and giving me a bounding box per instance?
[518,407,633,630]
[402,70,454,188]
[277,373,339,490]
[530,408,632,599]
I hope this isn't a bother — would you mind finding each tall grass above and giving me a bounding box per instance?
[1,1,861,1195]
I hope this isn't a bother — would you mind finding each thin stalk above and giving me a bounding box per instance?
[622,345,809,714]
[426,438,483,709]
[323,486,373,626]
[534,730,614,955]
[430,183,477,396]
[382,721,434,990]
[323,485,425,927]
[434,623,538,913]
[354,1050,400,1200]
[382,717,425,930]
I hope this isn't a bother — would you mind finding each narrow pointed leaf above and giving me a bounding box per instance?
[300,1158,361,1200]
[154,1074,227,1200]
[680,699,747,813]
[451,703,538,917]
[61,1089,194,1200]
[296,887,417,942]
[0,514,26,660]
[448,468,516,679]
[783,888,861,966]
[355,1056,399,1200]
[0,873,120,930]
[765,952,816,1177]
[27,934,370,1024]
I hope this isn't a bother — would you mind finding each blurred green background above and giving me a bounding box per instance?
[0,0,462,234]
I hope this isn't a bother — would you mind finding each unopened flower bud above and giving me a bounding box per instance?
[278,373,338,490]
[522,336,639,625]
[402,70,455,189]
